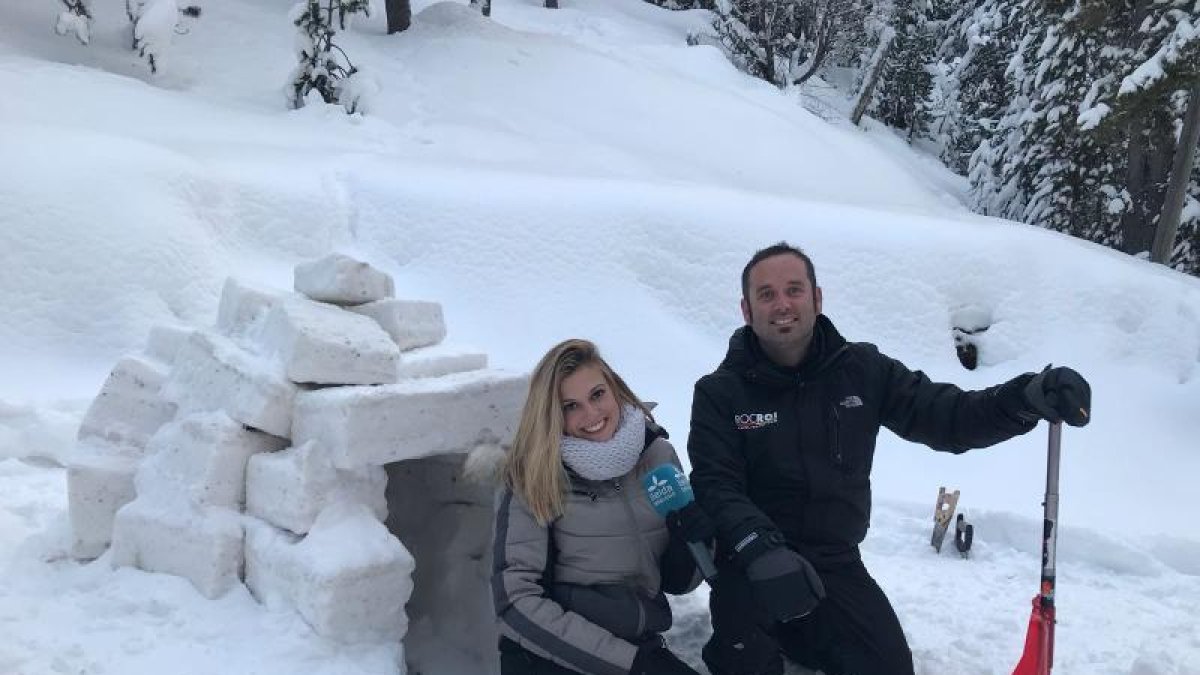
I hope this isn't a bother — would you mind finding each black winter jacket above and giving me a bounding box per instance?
[687,315,1036,568]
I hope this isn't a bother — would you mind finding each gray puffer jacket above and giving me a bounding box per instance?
[492,427,701,675]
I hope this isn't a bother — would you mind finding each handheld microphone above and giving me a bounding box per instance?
[643,463,718,583]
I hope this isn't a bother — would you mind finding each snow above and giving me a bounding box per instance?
[2,0,1199,673]
[1119,16,1200,96]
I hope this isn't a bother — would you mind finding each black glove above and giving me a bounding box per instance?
[1023,366,1091,427]
[629,636,701,675]
[745,546,826,623]
[665,501,716,543]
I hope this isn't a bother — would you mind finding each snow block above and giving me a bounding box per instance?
[110,499,244,599]
[245,502,415,643]
[257,295,400,385]
[76,355,176,452]
[216,278,281,340]
[67,448,139,560]
[294,253,394,306]
[161,331,297,437]
[347,299,447,352]
[144,324,193,367]
[246,440,386,535]
[291,370,527,469]
[395,344,487,380]
[138,412,286,509]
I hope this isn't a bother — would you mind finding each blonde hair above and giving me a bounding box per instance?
[504,339,653,525]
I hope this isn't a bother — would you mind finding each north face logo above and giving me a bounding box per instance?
[839,395,863,408]
[734,412,778,430]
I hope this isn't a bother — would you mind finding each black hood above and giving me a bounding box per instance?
[718,314,849,387]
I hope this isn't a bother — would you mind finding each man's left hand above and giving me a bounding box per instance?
[1024,366,1091,427]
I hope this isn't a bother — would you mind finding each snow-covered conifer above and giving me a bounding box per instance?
[1177,159,1200,274]
[968,1,1119,244]
[468,0,491,17]
[288,0,372,114]
[55,0,93,45]
[932,0,1014,173]
[869,0,939,138]
[1078,0,1200,260]
[642,0,712,8]
[126,0,188,74]
[712,0,868,88]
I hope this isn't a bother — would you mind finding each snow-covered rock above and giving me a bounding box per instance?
[291,370,527,468]
[294,253,394,306]
[256,295,400,385]
[246,440,386,535]
[348,299,447,352]
[161,331,297,437]
[245,502,415,643]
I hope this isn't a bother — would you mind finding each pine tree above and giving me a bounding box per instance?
[289,0,372,113]
[126,0,201,74]
[973,1,1124,241]
[55,0,199,72]
[55,0,93,45]
[1175,157,1200,274]
[1067,0,1199,259]
[712,0,869,88]
[642,0,712,7]
[958,0,1199,277]
[935,0,1017,173]
[870,0,938,138]
[828,0,885,72]
[968,1,1034,218]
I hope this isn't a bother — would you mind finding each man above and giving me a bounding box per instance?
[687,243,1090,675]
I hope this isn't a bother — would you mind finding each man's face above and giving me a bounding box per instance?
[741,253,822,358]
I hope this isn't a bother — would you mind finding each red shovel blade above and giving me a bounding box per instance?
[1013,596,1055,675]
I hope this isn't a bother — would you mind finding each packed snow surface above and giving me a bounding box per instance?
[1,0,1198,673]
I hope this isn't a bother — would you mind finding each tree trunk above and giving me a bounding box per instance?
[1151,79,1200,265]
[851,28,894,127]
[761,5,776,86]
[1120,111,1152,253]
[791,12,833,86]
[385,0,410,33]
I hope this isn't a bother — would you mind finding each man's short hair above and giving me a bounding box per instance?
[741,242,818,300]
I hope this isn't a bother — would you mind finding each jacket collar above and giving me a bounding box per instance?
[719,314,848,387]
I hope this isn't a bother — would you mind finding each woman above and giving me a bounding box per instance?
[492,339,709,675]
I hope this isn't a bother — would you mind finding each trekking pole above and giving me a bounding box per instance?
[1012,422,1061,675]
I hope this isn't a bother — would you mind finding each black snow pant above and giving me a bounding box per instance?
[498,637,583,675]
[703,555,914,675]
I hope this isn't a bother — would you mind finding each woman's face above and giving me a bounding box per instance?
[559,363,621,442]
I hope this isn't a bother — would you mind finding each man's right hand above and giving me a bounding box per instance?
[745,546,826,623]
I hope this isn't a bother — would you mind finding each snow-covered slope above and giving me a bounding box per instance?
[1,0,1198,673]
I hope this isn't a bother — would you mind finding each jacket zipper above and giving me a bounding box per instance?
[613,476,652,637]
[830,404,843,467]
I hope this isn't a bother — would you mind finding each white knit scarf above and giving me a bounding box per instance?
[559,404,645,481]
